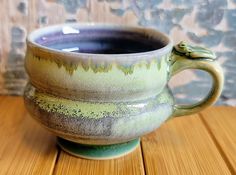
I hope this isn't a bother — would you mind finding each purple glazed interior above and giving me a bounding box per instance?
[32,25,170,55]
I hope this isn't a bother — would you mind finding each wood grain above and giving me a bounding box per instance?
[0,96,58,175]
[200,107,236,174]
[141,114,231,175]
[54,146,145,175]
[0,97,235,175]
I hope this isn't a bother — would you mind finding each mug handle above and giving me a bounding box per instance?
[169,41,224,117]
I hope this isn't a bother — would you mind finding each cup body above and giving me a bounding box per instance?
[24,23,174,145]
[25,24,173,101]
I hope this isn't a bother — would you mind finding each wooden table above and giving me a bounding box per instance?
[0,96,235,175]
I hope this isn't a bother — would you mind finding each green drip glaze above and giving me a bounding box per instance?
[34,53,79,75]
[29,51,165,75]
[116,64,134,75]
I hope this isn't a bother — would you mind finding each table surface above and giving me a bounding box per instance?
[0,96,235,175]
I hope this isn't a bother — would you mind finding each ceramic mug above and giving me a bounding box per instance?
[24,23,224,160]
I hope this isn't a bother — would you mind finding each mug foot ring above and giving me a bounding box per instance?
[57,137,140,160]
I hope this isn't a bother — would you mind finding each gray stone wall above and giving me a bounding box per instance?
[0,0,235,105]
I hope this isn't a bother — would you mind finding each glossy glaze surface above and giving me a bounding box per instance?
[24,83,174,145]
[25,24,172,102]
[24,24,223,159]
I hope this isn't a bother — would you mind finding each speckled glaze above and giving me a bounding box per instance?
[24,83,174,145]
[24,23,224,159]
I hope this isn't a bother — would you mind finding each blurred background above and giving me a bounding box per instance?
[0,0,235,105]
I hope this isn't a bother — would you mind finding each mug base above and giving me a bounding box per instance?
[57,137,140,160]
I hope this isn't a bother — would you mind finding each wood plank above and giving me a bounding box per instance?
[0,96,58,174]
[200,107,236,174]
[54,145,145,175]
[141,114,231,175]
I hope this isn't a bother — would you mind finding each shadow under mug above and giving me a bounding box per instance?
[24,23,224,160]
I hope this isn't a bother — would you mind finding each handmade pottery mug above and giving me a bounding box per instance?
[24,23,224,159]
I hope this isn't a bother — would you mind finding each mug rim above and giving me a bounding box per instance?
[27,23,173,60]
